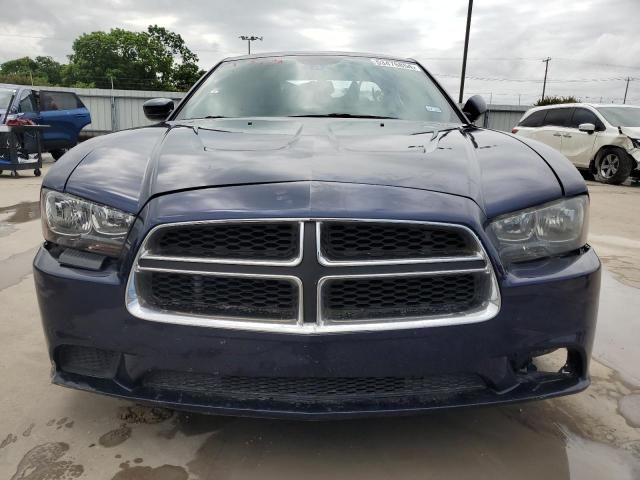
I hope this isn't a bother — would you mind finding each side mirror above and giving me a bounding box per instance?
[462,95,488,123]
[143,98,174,121]
[578,123,596,134]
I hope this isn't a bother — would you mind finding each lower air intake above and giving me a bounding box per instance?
[142,371,486,402]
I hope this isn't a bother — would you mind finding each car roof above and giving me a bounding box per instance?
[222,51,416,62]
[527,102,639,112]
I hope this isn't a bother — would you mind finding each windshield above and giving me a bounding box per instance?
[0,88,15,110]
[175,56,461,123]
[596,107,640,127]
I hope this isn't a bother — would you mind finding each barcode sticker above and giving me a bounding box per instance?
[370,58,420,71]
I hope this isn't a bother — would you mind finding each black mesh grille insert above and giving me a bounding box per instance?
[139,271,299,321]
[320,222,475,261]
[322,273,486,321]
[143,371,486,401]
[57,345,119,378]
[148,222,299,261]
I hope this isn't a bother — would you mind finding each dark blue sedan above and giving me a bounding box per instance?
[34,53,600,419]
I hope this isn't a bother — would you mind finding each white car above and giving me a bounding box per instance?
[513,103,640,184]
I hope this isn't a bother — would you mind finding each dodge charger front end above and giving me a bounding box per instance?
[34,53,600,418]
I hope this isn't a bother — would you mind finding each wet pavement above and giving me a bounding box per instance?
[0,169,639,479]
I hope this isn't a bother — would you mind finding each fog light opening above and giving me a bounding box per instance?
[531,348,575,375]
[57,345,120,379]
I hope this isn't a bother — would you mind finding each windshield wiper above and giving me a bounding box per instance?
[288,113,398,119]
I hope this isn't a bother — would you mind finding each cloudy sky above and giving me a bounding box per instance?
[1,0,639,104]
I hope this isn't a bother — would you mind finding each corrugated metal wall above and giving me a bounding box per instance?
[477,104,529,131]
[28,85,186,133]
[28,85,530,134]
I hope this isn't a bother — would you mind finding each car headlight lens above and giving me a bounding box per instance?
[630,138,640,149]
[489,196,589,264]
[42,189,134,257]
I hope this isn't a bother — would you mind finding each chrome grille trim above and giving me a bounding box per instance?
[140,220,304,267]
[316,220,484,266]
[126,218,501,333]
[127,267,304,329]
[317,269,499,328]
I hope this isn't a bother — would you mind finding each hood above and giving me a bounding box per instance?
[58,118,568,218]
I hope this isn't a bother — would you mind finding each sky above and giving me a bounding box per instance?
[1,0,639,105]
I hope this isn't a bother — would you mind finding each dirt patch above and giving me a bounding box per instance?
[22,423,35,437]
[1,433,18,449]
[9,442,83,480]
[99,424,132,448]
[118,405,173,425]
[111,465,188,480]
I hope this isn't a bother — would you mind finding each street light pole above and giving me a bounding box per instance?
[458,0,473,104]
[624,77,631,104]
[239,35,263,55]
[541,57,551,102]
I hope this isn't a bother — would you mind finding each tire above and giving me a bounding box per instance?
[596,148,633,185]
[34,169,41,177]
[595,148,633,185]
[50,149,67,161]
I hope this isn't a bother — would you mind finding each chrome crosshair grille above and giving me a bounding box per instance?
[126,220,500,333]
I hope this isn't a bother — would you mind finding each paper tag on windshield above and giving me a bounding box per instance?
[425,105,442,113]
[370,58,420,71]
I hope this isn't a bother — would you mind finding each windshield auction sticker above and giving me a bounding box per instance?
[370,58,420,71]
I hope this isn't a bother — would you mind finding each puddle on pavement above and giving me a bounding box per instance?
[0,248,39,291]
[0,201,40,238]
[0,201,40,225]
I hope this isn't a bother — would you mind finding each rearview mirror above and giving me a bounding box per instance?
[143,98,174,121]
[462,95,487,123]
[578,123,596,134]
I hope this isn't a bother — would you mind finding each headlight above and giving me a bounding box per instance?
[41,189,134,257]
[489,196,589,264]
[630,138,640,149]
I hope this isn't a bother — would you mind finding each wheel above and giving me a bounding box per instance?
[34,168,41,177]
[595,148,633,185]
[50,149,67,161]
[10,170,18,177]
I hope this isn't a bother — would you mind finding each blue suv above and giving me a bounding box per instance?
[0,85,91,160]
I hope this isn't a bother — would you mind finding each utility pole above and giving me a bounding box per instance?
[28,71,34,86]
[458,0,473,104]
[541,57,551,102]
[239,35,263,55]
[624,77,631,104]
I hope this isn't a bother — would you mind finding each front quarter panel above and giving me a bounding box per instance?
[505,134,588,197]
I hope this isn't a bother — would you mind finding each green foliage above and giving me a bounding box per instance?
[0,56,63,85]
[0,26,204,91]
[534,96,581,106]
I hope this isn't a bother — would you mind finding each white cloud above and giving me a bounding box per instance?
[0,0,639,104]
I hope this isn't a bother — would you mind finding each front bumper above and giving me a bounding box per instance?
[34,243,600,419]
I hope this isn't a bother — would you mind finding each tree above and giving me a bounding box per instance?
[0,26,204,91]
[534,95,580,107]
[66,26,203,90]
[0,56,63,85]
